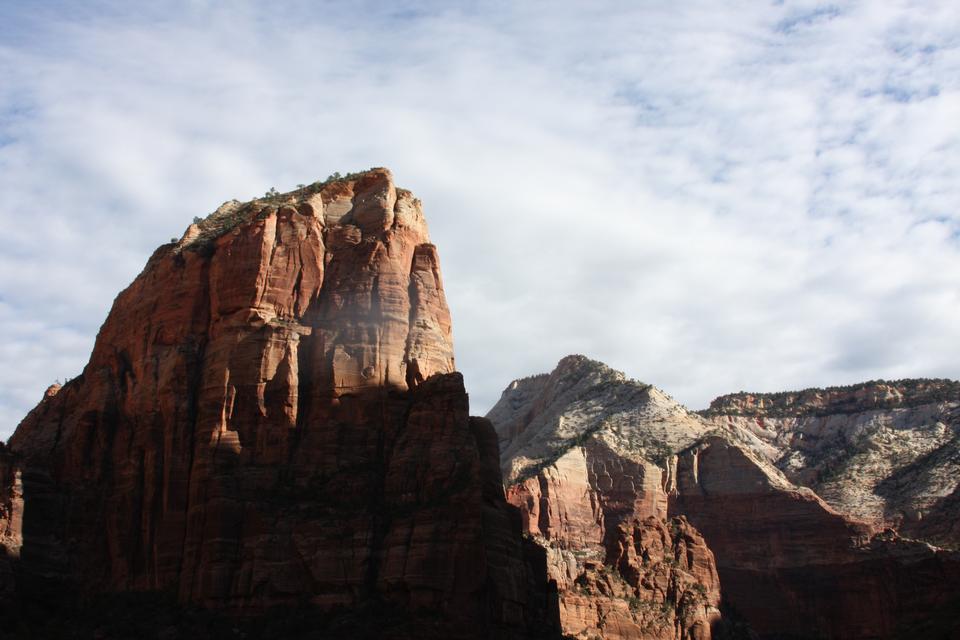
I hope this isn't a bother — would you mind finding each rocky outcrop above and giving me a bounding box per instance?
[670,436,960,639]
[704,379,960,417]
[7,170,558,638]
[0,443,22,601]
[493,357,721,639]
[505,445,721,640]
[493,355,712,484]
[702,384,960,546]
[551,516,719,640]
[492,356,960,639]
[907,482,960,548]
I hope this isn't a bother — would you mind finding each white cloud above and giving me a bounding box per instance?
[1,1,959,438]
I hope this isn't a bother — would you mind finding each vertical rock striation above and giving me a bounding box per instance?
[7,169,558,638]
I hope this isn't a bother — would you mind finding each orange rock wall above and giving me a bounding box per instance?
[8,171,557,638]
[507,441,720,640]
[669,436,960,639]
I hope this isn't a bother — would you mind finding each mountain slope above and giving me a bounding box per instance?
[702,382,960,546]
[490,356,723,639]
[490,355,960,639]
[492,355,712,483]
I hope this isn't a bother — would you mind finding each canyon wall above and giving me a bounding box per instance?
[0,443,21,603]
[703,382,960,548]
[493,356,960,639]
[7,170,558,638]
[8,167,960,638]
[494,357,721,640]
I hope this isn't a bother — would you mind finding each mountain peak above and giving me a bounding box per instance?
[0,172,564,637]
[488,355,709,482]
[170,167,431,255]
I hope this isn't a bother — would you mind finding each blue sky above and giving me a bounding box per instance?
[2,1,959,438]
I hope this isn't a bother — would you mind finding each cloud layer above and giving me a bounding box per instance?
[2,1,959,438]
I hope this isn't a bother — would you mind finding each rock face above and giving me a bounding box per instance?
[702,382,960,547]
[705,379,960,417]
[0,443,22,601]
[491,356,960,639]
[492,356,712,484]
[494,357,721,640]
[669,436,960,639]
[7,169,558,638]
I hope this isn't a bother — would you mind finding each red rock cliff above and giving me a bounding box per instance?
[506,448,721,640]
[0,443,22,602]
[8,169,558,638]
[669,436,960,639]
[493,356,960,640]
[493,357,722,640]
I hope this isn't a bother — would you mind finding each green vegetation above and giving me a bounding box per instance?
[514,422,606,483]
[182,201,254,252]
[814,445,856,484]
[640,438,674,469]
[321,168,378,184]
[179,168,383,253]
[633,596,677,632]
[676,586,705,623]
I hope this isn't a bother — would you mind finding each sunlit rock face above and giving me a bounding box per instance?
[492,356,960,640]
[493,356,722,640]
[7,170,559,639]
[702,381,960,547]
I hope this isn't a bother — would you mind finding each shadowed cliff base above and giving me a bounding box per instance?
[7,380,560,639]
[1,591,538,640]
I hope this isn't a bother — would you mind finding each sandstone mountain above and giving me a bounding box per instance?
[2,169,559,638]
[4,166,959,639]
[490,355,960,639]
[702,381,960,547]
[491,356,722,639]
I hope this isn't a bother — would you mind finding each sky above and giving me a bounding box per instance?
[1,1,959,439]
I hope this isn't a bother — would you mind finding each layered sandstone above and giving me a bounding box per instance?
[670,436,960,638]
[0,443,22,601]
[702,383,960,546]
[492,356,960,639]
[493,356,712,484]
[7,169,558,638]
[705,379,960,417]
[493,357,721,639]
